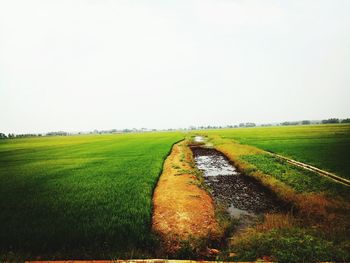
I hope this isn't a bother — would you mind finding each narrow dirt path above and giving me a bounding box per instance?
[267,152,350,186]
[152,141,222,256]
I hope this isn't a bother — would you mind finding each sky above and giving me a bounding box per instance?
[1,0,350,134]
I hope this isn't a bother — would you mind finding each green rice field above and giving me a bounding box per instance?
[0,132,183,259]
[207,124,350,179]
[1,124,350,261]
[202,124,350,262]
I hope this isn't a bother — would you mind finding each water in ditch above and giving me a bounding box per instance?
[191,138,285,226]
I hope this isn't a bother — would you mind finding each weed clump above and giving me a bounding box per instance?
[229,227,349,263]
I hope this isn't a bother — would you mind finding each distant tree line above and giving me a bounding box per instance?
[278,120,311,126]
[90,129,118,134]
[321,118,350,124]
[301,120,311,125]
[0,131,66,139]
[278,118,349,126]
[322,118,339,124]
[229,118,349,128]
[281,121,301,126]
[239,122,256,128]
[46,131,69,136]
[0,133,42,139]
[191,125,226,130]
[14,133,42,138]
[1,118,349,139]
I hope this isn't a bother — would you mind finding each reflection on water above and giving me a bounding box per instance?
[228,205,254,218]
[191,143,283,219]
[195,155,238,177]
[194,136,204,143]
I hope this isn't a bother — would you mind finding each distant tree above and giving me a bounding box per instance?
[0,133,7,139]
[322,118,339,124]
[301,120,311,125]
[46,131,68,136]
[341,118,350,123]
[281,121,299,126]
[15,133,39,138]
[239,123,245,127]
[245,122,256,127]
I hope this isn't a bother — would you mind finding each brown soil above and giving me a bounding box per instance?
[152,141,221,255]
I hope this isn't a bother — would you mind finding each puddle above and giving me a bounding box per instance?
[191,140,284,221]
[194,136,205,143]
[228,205,254,218]
[195,155,238,176]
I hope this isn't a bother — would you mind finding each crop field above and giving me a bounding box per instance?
[1,124,350,262]
[199,125,350,261]
[0,132,183,259]
[206,124,350,179]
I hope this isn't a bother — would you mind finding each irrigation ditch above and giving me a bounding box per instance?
[191,145,287,223]
[190,137,289,231]
[152,136,289,258]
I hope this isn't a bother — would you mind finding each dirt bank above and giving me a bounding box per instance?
[152,141,221,256]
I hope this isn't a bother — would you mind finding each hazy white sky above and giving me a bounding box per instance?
[1,0,350,133]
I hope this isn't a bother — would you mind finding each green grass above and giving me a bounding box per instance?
[230,227,349,263]
[198,125,350,261]
[207,124,350,179]
[241,154,350,198]
[0,132,183,259]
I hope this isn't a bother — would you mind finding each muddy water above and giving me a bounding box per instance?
[194,136,205,143]
[191,143,284,221]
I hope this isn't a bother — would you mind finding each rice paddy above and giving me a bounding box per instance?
[206,124,350,179]
[0,132,183,259]
[1,124,350,261]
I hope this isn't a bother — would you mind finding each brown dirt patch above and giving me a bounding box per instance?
[152,141,221,255]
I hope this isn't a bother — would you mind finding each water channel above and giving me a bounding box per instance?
[191,136,285,224]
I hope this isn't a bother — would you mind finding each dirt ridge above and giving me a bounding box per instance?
[152,141,221,255]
